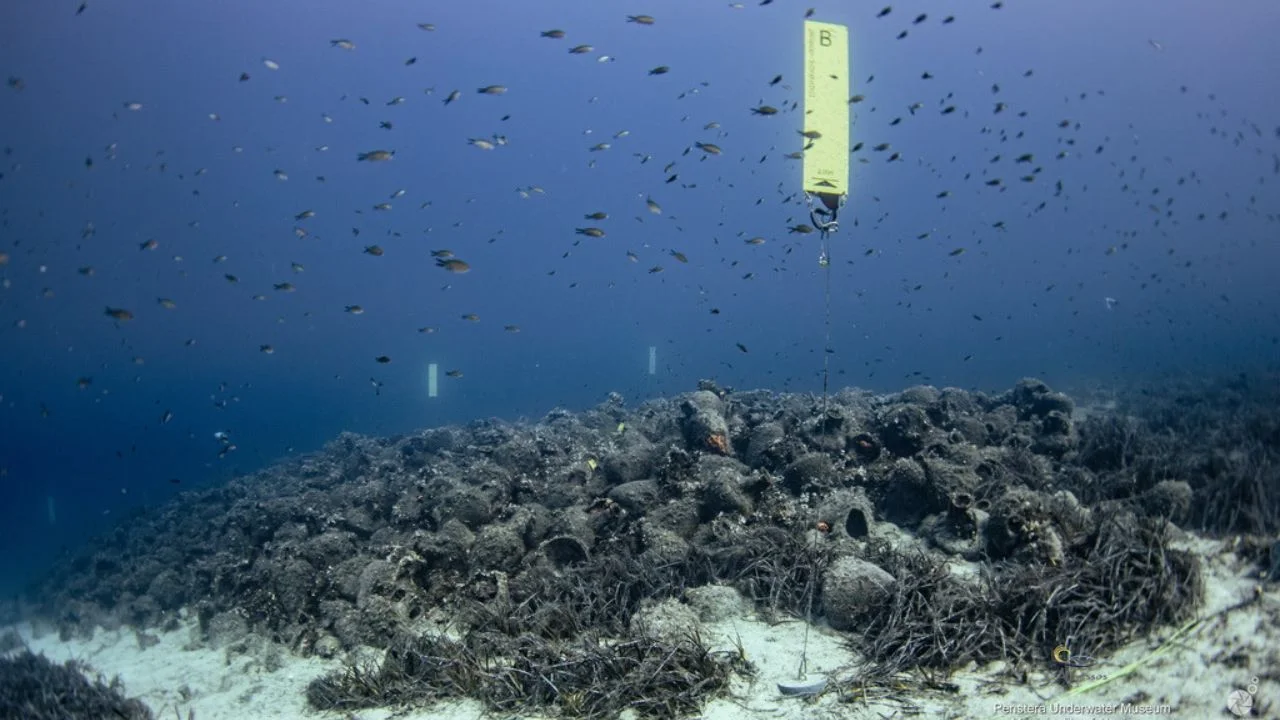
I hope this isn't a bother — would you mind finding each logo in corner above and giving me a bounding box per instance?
[1226,675,1259,717]
[1051,643,1096,669]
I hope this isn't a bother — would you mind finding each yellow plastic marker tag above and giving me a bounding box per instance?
[802,20,850,199]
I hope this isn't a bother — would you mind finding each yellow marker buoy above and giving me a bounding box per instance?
[802,21,850,203]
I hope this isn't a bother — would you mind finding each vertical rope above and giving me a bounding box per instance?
[798,232,833,680]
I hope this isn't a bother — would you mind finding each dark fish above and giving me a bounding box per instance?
[375,355,392,364]
[357,150,395,162]
[436,258,470,273]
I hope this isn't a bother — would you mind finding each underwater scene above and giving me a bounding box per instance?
[2,0,1279,718]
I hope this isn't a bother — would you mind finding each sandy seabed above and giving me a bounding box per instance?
[7,534,1277,720]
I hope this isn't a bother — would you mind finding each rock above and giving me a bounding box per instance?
[435,484,498,530]
[743,422,785,468]
[950,415,990,445]
[929,387,982,427]
[313,633,342,658]
[470,522,527,573]
[206,610,250,648]
[822,557,897,631]
[899,385,941,406]
[982,405,1018,443]
[680,391,731,455]
[1007,378,1074,419]
[878,458,933,526]
[1134,480,1193,521]
[701,460,754,518]
[684,584,749,623]
[634,597,701,643]
[646,499,701,538]
[640,525,690,567]
[782,454,834,493]
[879,405,931,456]
[600,442,657,485]
[609,479,662,515]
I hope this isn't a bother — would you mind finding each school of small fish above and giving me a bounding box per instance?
[0,1,1277,472]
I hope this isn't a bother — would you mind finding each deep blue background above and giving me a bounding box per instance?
[2,0,1278,595]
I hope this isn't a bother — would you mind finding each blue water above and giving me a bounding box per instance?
[1,0,1278,596]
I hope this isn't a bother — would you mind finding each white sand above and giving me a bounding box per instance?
[6,534,1277,719]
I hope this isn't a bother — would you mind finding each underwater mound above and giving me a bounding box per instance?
[12,375,1280,718]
